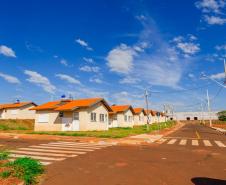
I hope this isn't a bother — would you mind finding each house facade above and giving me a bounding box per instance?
[0,101,37,119]
[109,105,135,128]
[32,98,112,131]
[133,108,146,125]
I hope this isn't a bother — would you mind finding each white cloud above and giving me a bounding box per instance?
[83,57,94,64]
[75,38,93,51]
[60,59,68,66]
[0,45,16,58]
[215,44,226,50]
[204,15,226,25]
[106,44,136,74]
[0,72,20,84]
[79,65,100,73]
[172,35,200,56]
[120,76,140,84]
[24,70,56,94]
[195,0,225,14]
[210,72,225,79]
[56,74,81,85]
[89,77,103,84]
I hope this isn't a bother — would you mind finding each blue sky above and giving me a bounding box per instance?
[0,0,225,112]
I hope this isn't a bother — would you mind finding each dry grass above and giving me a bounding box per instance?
[0,119,34,131]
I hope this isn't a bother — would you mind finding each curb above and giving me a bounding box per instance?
[211,127,226,135]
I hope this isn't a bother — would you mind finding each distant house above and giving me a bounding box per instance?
[32,98,112,131]
[144,109,153,124]
[0,101,37,119]
[133,108,146,125]
[109,105,135,128]
[151,110,158,123]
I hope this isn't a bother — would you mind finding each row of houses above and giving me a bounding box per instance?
[0,97,167,131]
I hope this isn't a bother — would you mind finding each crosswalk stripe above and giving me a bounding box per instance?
[39,144,102,149]
[179,139,187,145]
[192,140,199,146]
[157,138,167,144]
[48,142,109,147]
[203,140,212,146]
[214,141,226,147]
[56,141,112,146]
[167,139,177,144]
[30,145,94,151]
[9,154,66,161]
[10,150,77,157]
[17,148,86,154]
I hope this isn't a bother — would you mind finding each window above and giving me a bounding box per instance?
[105,114,108,122]
[38,114,49,123]
[59,112,64,117]
[11,110,18,115]
[113,116,117,120]
[129,116,133,122]
[139,116,141,121]
[100,114,105,122]
[91,112,96,122]
[74,112,79,120]
[124,115,127,122]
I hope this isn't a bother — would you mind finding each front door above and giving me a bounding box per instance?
[62,118,73,131]
[72,112,79,131]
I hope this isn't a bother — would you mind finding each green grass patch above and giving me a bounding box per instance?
[30,121,176,138]
[0,151,9,160]
[3,157,44,185]
[0,119,34,131]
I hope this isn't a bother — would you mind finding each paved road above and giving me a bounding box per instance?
[41,123,226,185]
[1,123,226,185]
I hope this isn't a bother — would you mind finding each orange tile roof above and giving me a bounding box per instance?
[151,110,157,116]
[133,108,146,115]
[32,98,112,112]
[110,105,135,114]
[55,98,103,111]
[144,109,152,115]
[0,102,35,110]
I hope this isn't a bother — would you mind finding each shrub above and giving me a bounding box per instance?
[0,151,9,160]
[5,157,44,185]
[217,111,226,121]
[0,170,11,178]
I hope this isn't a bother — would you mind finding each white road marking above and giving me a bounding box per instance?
[39,144,102,149]
[157,138,167,144]
[30,145,94,151]
[10,150,77,157]
[56,141,112,146]
[192,140,199,146]
[214,141,226,148]
[167,139,177,144]
[203,140,212,147]
[48,142,109,147]
[179,139,187,145]
[9,154,66,161]
[18,148,86,154]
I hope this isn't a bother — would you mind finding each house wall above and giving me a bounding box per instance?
[144,113,153,124]
[34,110,66,131]
[134,112,145,125]
[108,114,118,128]
[34,102,109,131]
[79,102,109,131]
[1,104,36,119]
[117,109,134,127]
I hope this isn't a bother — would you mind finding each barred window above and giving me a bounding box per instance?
[100,114,105,122]
[91,112,96,122]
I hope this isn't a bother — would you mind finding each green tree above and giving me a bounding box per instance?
[217,111,226,121]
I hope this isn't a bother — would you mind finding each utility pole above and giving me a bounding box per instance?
[206,89,212,127]
[145,89,150,131]
[200,102,204,125]
[224,59,226,84]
